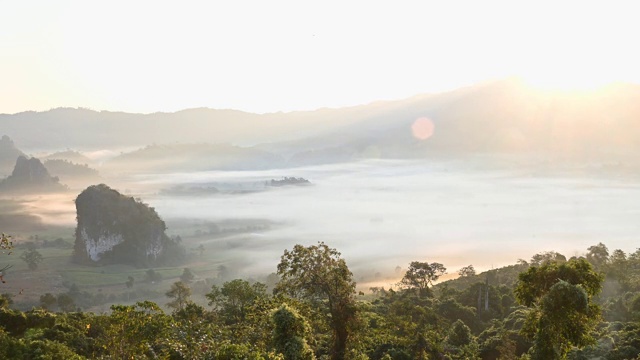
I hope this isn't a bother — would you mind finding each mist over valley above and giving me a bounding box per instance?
[1,80,640,301]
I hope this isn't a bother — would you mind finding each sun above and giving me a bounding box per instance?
[518,68,616,92]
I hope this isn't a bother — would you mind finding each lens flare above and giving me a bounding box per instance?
[411,117,435,140]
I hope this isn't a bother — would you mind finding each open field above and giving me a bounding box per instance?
[1,220,262,311]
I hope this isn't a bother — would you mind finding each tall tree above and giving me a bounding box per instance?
[529,251,566,266]
[514,258,603,359]
[275,242,356,360]
[102,301,170,359]
[458,265,476,277]
[606,249,629,288]
[206,279,267,324]
[166,281,191,311]
[272,304,315,360]
[586,242,609,270]
[180,268,195,284]
[125,276,134,289]
[168,302,215,360]
[400,261,446,297]
[20,246,43,271]
[144,268,162,283]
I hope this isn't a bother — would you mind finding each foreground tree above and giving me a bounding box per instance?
[514,258,603,359]
[272,304,315,360]
[275,242,356,360]
[586,242,609,270]
[606,249,630,288]
[1,234,14,282]
[446,319,478,358]
[206,279,267,324]
[167,302,215,360]
[458,264,476,277]
[0,293,12,309]
[529,251,566,266]
[102,301,170,359]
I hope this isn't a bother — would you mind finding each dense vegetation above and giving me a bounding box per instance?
[1,241,640,359]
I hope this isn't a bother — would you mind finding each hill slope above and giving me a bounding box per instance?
[0,135,26,176]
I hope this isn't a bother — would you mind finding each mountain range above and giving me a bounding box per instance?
[1,78,639,170]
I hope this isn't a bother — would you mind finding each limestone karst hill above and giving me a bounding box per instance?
[0,135,26,176]
[0,155,68,193]
[73,184,185,267]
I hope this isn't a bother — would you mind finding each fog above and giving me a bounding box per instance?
[3,156,639,289]
[121,159,640,284]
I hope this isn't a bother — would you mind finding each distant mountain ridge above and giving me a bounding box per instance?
[2,79,640,166]
[101,143,285,174]
[261,79,640,165]
[43,150,93,165]
[0,106,378,150]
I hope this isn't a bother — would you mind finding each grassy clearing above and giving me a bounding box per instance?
[60,264,189,287]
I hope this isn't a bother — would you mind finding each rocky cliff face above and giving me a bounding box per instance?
[73,184,180,267]
[0,155,67,193]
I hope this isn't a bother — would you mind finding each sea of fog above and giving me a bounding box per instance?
[128,159,640,284]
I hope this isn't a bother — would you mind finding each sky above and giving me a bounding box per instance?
[1,0,639,115]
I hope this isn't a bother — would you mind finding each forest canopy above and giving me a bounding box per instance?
[1,240,640,359]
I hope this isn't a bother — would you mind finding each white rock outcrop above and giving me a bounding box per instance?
[80,228,124,261]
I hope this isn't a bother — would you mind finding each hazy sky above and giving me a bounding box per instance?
[2,1,639,114]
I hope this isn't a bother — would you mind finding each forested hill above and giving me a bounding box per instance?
[0,106,374,149]
[1,241,639,359]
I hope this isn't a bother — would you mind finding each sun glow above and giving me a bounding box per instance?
[1,1,639,114]
[520,71,616,92]
[515,42,632,93]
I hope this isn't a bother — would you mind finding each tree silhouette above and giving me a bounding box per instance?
[166,281,191,311]
[20,244,43,271]
[400,261,446,297]
[275,242,356,360]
